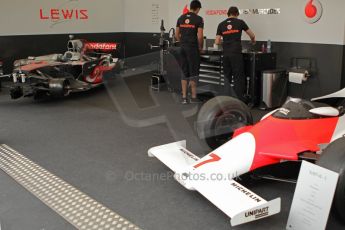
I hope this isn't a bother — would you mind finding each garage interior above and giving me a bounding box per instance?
[1,0,345,230]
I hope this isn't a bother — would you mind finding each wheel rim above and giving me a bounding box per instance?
[213,110,248,146]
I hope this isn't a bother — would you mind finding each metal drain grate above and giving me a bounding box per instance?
[0,144,141,230]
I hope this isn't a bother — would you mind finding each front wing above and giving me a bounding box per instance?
[148,140,281,226]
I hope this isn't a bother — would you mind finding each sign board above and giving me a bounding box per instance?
[286,161,339,230]
[0,0,124,35]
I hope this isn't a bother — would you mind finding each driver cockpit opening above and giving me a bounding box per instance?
[67,40,84,53]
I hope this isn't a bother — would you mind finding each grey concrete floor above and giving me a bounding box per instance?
[0,74,344,230]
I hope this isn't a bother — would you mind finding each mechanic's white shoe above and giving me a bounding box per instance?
[181,98,188,104]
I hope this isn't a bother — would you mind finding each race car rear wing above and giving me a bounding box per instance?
[148,140,281,226]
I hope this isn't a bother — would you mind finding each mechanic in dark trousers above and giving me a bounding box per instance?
[215,6,255,102]
[175,0,204,104]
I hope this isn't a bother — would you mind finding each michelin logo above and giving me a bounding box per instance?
[179,148,199,161]
[230,182,262,203]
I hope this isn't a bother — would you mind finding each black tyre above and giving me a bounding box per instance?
[317,137,345,222]
[49,79,70,98]
[33,89,49,100]
[196,96,253,149]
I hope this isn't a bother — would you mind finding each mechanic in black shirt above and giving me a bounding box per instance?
[176,0,204,104]
[215,6,255,102]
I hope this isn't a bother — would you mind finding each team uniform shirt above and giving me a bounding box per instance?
[177,12,204,47]
[216,18,249,54]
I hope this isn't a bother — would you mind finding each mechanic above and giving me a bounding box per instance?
[175,0,204,104]
[215,6,256,102]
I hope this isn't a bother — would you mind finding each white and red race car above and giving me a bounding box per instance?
[149,89,345,226]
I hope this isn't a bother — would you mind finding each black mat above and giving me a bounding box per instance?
[0,74,343,230]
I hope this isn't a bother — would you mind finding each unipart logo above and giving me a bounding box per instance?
[245,207,269,219]
[85,43,117,51]
[304,0,323,24]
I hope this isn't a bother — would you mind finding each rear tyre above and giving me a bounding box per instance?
[317,137,345,222]
[196,96,253,149]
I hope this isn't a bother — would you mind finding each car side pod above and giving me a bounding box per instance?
[148,138,281,226]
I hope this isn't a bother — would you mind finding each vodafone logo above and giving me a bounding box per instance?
[304,0,323,24]
[227,25,233,30]
[185,19,190,24]
[85,42,117,51]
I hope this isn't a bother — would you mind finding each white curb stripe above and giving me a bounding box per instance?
[0,145,142,230]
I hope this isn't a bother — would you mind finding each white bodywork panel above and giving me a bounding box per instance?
[309,88,345,141]
[148,133,281,226]
[331,115,345,141]
[261,109,279,121]
[309,107,340,117]
[312,88,345,101]
[193,133,257,177]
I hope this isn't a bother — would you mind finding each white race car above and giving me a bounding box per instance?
[149,89,345,226]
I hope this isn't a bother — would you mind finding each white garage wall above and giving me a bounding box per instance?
[0,0,124,35]
[343,23,345,45]
[122,0,345,45]
[0,0,343,45]
[123,0,169,33]
[166,0,345,45]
